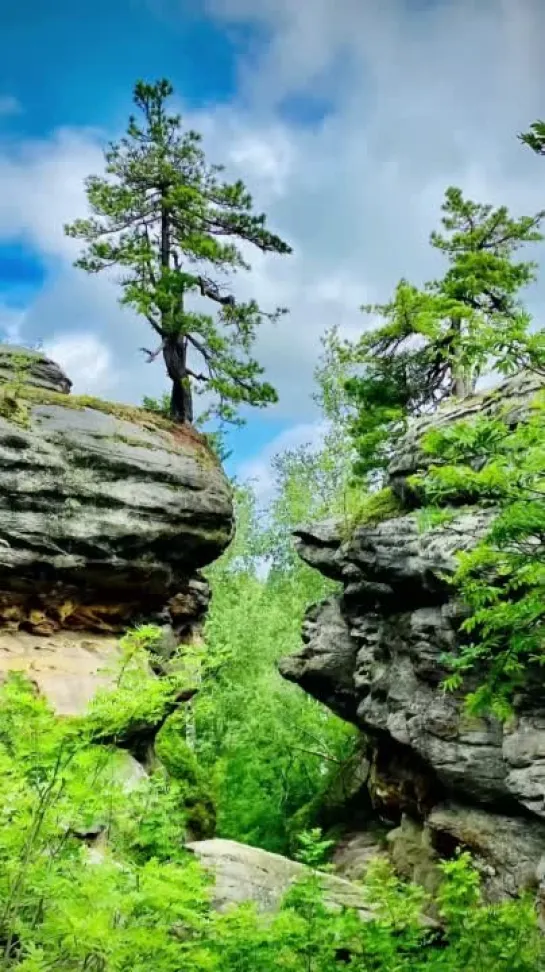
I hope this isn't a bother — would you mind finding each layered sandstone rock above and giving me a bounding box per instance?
[0,344,233,712]
[0,344,233,639]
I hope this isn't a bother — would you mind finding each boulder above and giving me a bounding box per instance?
[0,345,233,635]
[0,345,71,395]
[280,373,545,904]
[331,830,389,881]
[187,838,375,918]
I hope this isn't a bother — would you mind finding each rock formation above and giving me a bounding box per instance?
[187,838,377,918]
[0,344,233,713]
[280,372,545,904]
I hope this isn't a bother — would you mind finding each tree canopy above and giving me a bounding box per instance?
[65,79,291,425]
[341,186,545,478]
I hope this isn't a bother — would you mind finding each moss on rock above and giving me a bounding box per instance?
[0,382,217,464]
[341,487,404,538]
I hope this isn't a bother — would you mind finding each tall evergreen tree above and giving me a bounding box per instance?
[65,80,291,424]
[343,187,545,477]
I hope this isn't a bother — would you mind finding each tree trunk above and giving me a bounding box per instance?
[159,194,193,424]
[449,315,474,399]
[451,370,472,398]
[163,336,193,424]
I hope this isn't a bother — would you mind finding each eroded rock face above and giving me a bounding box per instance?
[280,373,545,903]
[0,346,233,636]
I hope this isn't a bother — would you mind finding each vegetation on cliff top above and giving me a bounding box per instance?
[0,379,218,462]
[65,79,291,427]
[337,184,545,479]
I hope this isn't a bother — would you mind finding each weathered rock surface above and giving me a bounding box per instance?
[0,345,72,394]
[389,369,544,500]
[187,838,375,918]
[0,629,120,715]
[0,345,233,635]
[280,373,545,904]
[331,830,389,881]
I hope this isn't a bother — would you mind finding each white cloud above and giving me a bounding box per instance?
[0,96,22,118]
[41,332,114,396]
[0,307,25,344]
[0,128,104,258]
[200,0,545,421]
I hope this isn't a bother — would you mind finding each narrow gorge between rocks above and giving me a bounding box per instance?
[1,345,544,968]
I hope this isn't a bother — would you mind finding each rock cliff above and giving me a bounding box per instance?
[280,372,545,904]
[0,344,233,714]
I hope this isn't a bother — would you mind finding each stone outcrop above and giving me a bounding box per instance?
[280,373,545,904]
[0,344,231,848]
[187,838,376,918]
[0,344,72,394]
[0,344,233,641]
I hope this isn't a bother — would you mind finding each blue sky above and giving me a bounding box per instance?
[1,0,544,492]
[1,1,253,135]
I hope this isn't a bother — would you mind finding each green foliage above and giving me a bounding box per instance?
[520,119,545,156]
[82,625,186,743]
[342,186,545,479]
[184,334,373,853]
[198,503,357,853]
[65,78,291,424]
[0,628,542,968]
[294,829,335,870]
[341,486,403,537]
[192,405,359,853]
[270,853,544,972]
[416,396,545,716]
[156,714,216,839]
[0,672,213,969]
[433,852,543,971]
[0,351,37,426]
[417,506,457,534]
[142,392,171,417]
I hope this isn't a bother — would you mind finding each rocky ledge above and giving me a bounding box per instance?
[0,345,233,639]
[280,373,545,905]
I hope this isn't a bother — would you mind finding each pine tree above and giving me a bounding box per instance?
[65,79,292,425]
[343,187,545,477]
[520,119,545,156]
